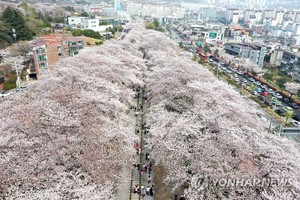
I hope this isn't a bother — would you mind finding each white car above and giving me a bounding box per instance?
[275,93,282,99]
[292,120,300,127]
[0,92,13,97]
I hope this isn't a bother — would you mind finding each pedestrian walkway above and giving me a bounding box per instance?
[126,86,155,200]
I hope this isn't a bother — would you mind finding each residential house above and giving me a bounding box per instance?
[32,35,87,78]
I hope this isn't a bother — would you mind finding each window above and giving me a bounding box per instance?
[37,55,47,61]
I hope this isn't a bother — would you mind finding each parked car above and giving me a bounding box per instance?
[283,98,290,103]
[275,93,282,99]
[256,88,262,93]
[292,120,300,127]
[261,85,268,89]
[265,100,273,106]
[289,102,299,109]
[261,91,269,97]
[292,114,300,121]
[272,98,282,106]
[257,95,265,101]
[284,106,293,112]
[276,108,286,116]
[252,91,258,96]
[256,81,262,86]
[237,71,244,75]
[0,91,13,97]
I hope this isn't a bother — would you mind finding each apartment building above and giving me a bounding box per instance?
[224,43,266,67]
[33,35,86,77]
[200,31,224,45]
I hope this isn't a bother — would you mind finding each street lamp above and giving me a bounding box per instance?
[12,28,21,92]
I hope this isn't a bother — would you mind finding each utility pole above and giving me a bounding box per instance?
[12,28,21,92]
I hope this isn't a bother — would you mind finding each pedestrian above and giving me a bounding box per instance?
[145,153,148,160]
[148,175,151,184]
[141,188,146,197]
[146,186,150,195]
[150,186,154,196]
[144,164,147,172]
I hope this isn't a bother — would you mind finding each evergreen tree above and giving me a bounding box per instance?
[1,7,33,41]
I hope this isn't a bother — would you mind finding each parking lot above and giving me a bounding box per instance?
[208,55,300,128]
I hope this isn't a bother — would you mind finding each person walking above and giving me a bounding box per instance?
[146,186,150,195]
[148,175,151,184]
[141,188,146,197]
[150,185,154,196]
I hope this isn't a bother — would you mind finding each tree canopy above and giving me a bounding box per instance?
[1,6,33,41]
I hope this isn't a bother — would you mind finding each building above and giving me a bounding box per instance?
[83,18,100,31]
[232,13,239,24]
[226,8,238,23]
[280,50,300,74]
[32,35,87,77]
[68,16,88,28]
[200,31,223,45]
[225,43,266,67]
[275,10,285,25]
[244,9,254,21]
[262,9,276,21]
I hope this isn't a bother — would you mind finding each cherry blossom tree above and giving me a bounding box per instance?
[0,39,145,199]
[1,22,300,199]
[122,25,300,199]
[284,82,300,97]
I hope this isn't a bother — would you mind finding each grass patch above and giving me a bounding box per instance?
[86,37,103,46]
[3,74,17,90]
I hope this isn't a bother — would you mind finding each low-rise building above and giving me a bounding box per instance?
[200,31,223,45]
[68,16,88,28]
[224,43,266,67]
[33,35,87,77]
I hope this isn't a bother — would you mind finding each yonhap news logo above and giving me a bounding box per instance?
[191,176,293,189]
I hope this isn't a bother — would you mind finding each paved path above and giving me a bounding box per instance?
[117,87,154,200]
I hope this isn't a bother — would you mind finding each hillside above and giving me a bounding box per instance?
[0,23,300,199]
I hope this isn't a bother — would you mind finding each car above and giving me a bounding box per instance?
[252,91,258,96]
[275,93,282,99]
[261,91,269,97]
[265,100,273,106]
[245,86,251,91]
[242,79,248,83]
[289,103,299,109]
[261,85,268,89]
[284,106,293,112]
[228,66,234,71]
[0,92,13,97]
[275,108,286,116]
[292,114,300,121]
[292,120,300,127]
[255,81,262,86]
[234,74,238,78]
[256,88,262,93]
[242,82,247,87]
[257,95,265,101]
[272,98,282,106]
[237,71,244,75]
[283,98,290,103]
